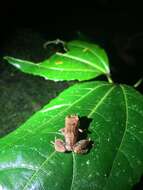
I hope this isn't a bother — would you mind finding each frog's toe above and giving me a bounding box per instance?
[73,148,88,154]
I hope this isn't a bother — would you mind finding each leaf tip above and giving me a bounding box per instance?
[3,56,14,63]
[3,56,9,60]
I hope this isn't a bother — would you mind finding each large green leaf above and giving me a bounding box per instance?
[4,40,110,81]
[0,81,143,190]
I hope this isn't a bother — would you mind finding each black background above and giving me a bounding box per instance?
[0,0,143,89]
[0,1,143,189]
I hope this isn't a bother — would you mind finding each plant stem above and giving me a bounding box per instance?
[133,78,143,88]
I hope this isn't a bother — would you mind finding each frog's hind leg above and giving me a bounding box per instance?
[54,139,67,152]
[73,139,90,154]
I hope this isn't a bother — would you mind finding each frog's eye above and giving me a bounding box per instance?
[69,121,74,125]
[72,122,78,127]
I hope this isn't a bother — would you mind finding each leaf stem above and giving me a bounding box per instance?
[106,74,113,84]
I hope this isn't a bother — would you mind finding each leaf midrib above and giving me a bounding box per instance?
[70,153,76,190]
[56,52,106,74]
[7,57,99,73]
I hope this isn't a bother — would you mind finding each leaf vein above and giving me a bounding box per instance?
[69,42,109,73]
[88,86,115,117]
[22,151,56,190]
[127,129,143,147]
[103,85,129,189]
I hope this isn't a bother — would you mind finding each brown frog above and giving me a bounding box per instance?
[54,115,90,154]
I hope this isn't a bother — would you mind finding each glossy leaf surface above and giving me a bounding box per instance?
[0,81,143,190]
[4,40,110,81]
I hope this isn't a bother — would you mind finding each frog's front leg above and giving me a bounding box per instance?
[54,139,66,152]
[59,128,65,135]
[73,139,90,154]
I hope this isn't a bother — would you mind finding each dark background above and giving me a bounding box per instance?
[1,0,143,85]
[0,1,143,189]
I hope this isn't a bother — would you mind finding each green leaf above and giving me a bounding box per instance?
[0,81,143,190]
[4,40,110,81]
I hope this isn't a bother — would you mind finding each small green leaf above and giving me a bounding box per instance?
[4,40,110,81]
[0,81,143,190]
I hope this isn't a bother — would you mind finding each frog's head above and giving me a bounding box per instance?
[66,115,79,128]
